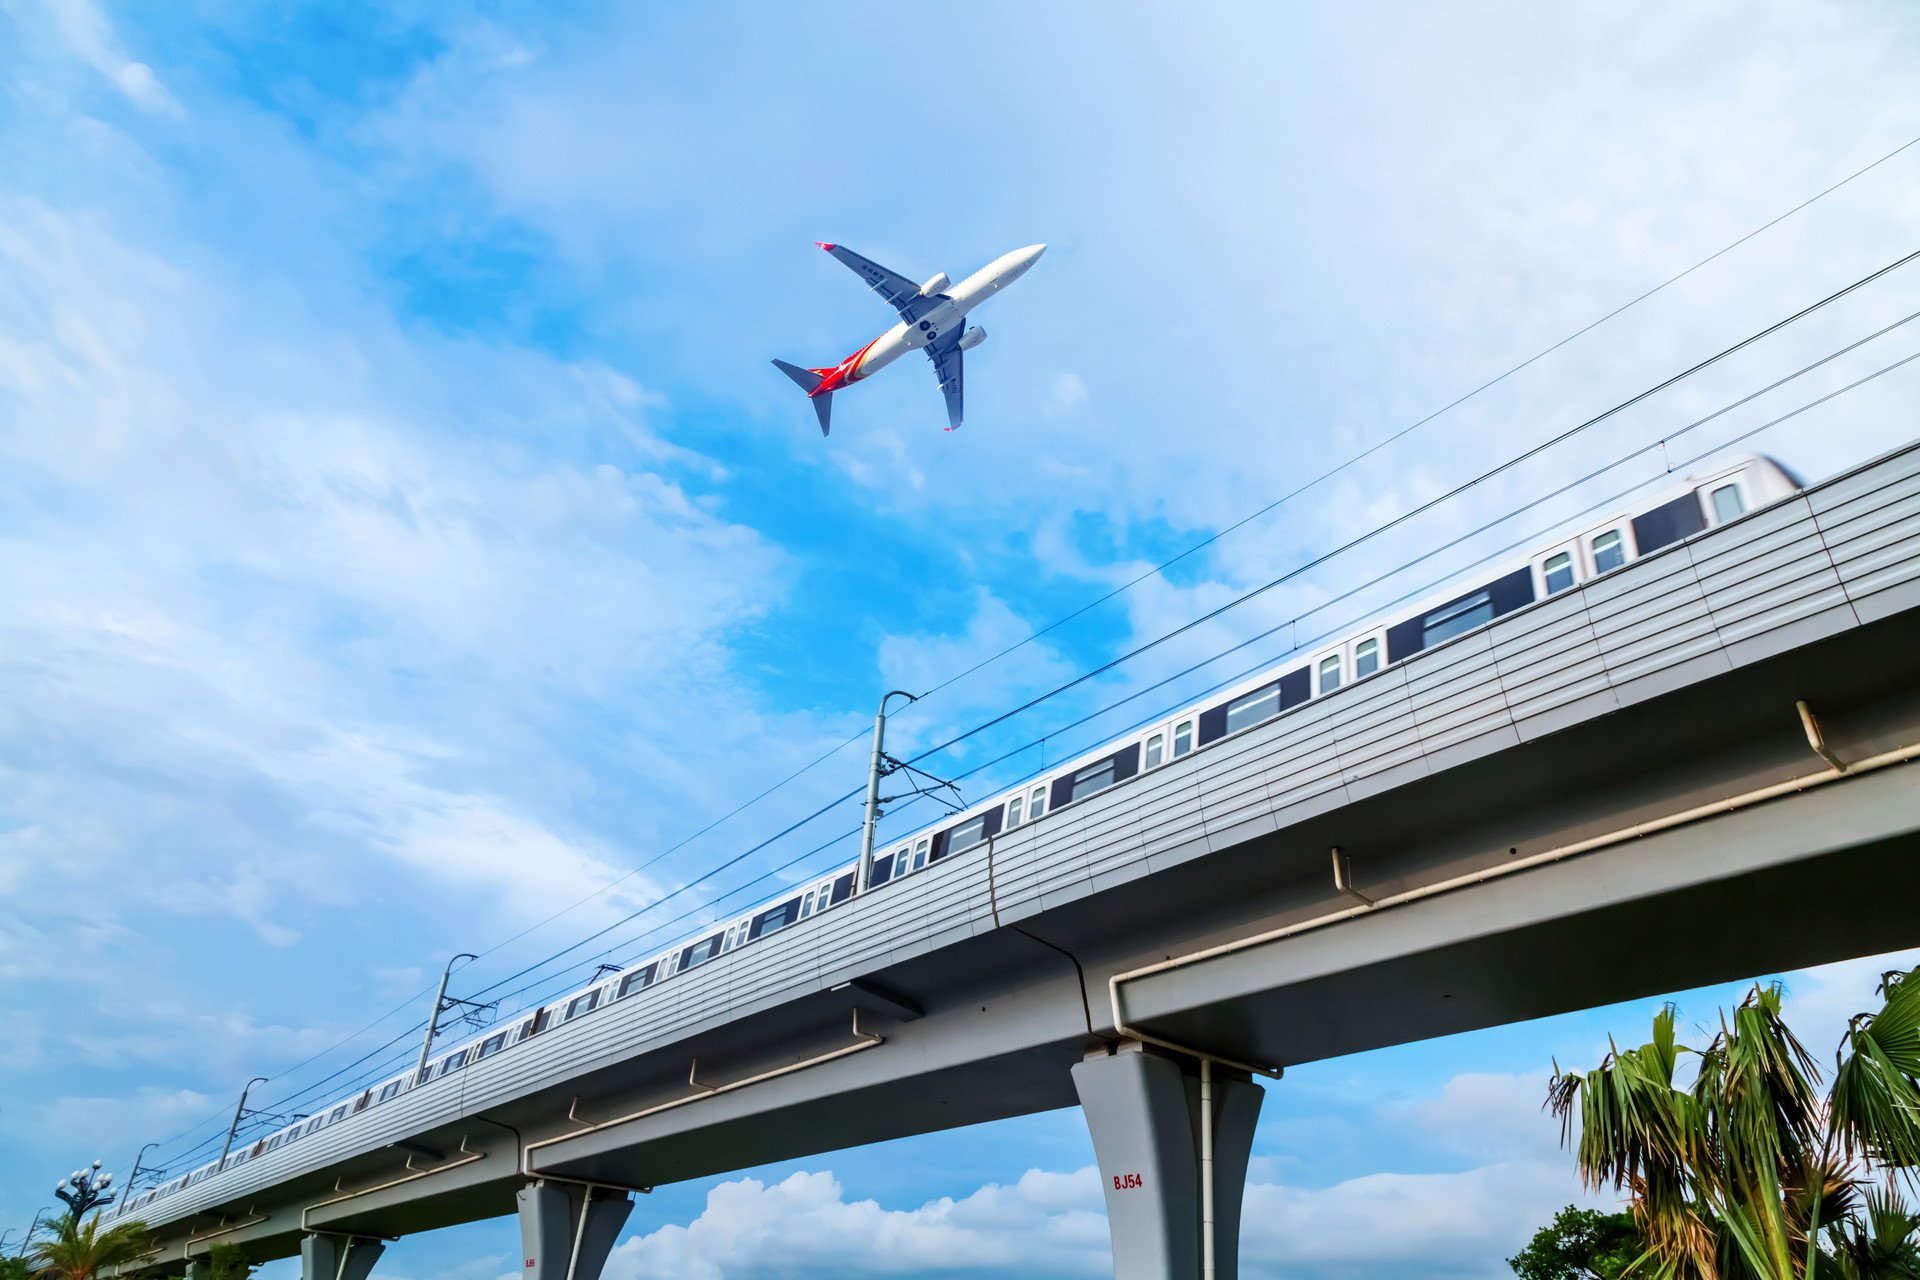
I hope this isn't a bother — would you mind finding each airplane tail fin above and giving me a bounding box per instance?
[771,359,833,436]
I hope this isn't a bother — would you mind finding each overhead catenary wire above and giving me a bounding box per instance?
[140,312,1920,1182]
[245,133,1920,1096]
[139,138,1920,1154]
[389,252,1920,1038]
[462,320,1920,1023]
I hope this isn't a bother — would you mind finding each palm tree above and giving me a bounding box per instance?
[26,1214,152,1280]
[1546,966,1920,1279]
[1823,1185,1920,1279]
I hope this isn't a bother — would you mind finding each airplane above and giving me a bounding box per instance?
[773,242,1046,435]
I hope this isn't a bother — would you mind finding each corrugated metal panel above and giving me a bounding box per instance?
[1811,444,1920,623]
[1694,496,1858,665]
[1585,544,1730,705]
[1490,586,1614,741]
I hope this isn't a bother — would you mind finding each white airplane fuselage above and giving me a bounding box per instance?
[812,244,1045,395]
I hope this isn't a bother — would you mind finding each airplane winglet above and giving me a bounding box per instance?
[814,241,837,251]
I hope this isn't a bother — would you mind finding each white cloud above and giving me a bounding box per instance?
[607,1169,1109,1280]
[1046,373,1087,415]
[29,0,184,117]
[600,1151,1598,1280]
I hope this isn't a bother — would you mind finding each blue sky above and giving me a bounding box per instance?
[3,2,1920,1277]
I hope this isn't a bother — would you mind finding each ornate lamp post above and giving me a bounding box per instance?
[54,1161,116,1218]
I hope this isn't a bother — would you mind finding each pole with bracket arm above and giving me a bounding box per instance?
[217,1080,268,1171]
[417,953,481,1083]
[857,691,917,893]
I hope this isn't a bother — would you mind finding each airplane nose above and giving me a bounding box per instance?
[1022,244,1047,265]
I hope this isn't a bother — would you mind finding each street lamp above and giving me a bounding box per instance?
[54,1161,116,1218]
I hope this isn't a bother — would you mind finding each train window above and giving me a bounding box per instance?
[831,872,855,904]
[1005,792,1025,827]
[1028,785,1047,819]
[1069,757,1118,802]
[328,1105,348,1123]
[754,898,802,939]
[305,1116,325,1135]
[443,1049,469,1072]
[799,889,818,918]
[353,1090,372,1112]
[566,991,600,1020]
[1709,483,1746,524]
[477,1033,507,1059]
[1542,551,1575,595]
[911,837,931,872]
[379,1080,404,1102]
[1144,733,1165,768]
[722,924,740,952]
[266,1135,282,1152]
[678,934,724,973]
[948,814,990,853]
[617,965,656,999]
[1316,653,1341,695]
[1225,683,1280,734]
[1421,590,1493,647]
[1354,637,1380,679]
[1173,719,1194,757]
[1590,529,1626,574]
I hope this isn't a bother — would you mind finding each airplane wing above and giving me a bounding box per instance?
[926,333,963,430]
[816,242,946,322]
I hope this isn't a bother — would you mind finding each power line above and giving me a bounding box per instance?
[388,246,1920,1041]
[149,326,1920,1174]
[429,140,1920,1023]
[532,318,1920,999]
[142,137,1920,1143]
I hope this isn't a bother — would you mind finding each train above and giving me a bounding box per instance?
[110,452,1799,1218]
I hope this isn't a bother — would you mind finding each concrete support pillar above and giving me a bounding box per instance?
[299,1234,385,1280]
[1072,1045,1264,1280]
[517,1181,634,1280]
[186,1258,209,1280]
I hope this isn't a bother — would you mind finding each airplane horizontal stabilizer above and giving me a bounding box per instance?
[771,359,824,393]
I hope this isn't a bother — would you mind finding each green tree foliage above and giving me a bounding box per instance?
[1509,1204,1645,1279]
[1545,967,1920,1279]
[26,1213,152,1280]
[203,1242,252,1280]
[1822,1186,1920,1280]
[2,1255,34,1280]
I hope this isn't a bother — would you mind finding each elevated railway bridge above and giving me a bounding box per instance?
[106,442,1920,1280]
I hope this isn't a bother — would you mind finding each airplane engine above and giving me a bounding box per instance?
[919,272,951,297]
[958,326,987,351]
